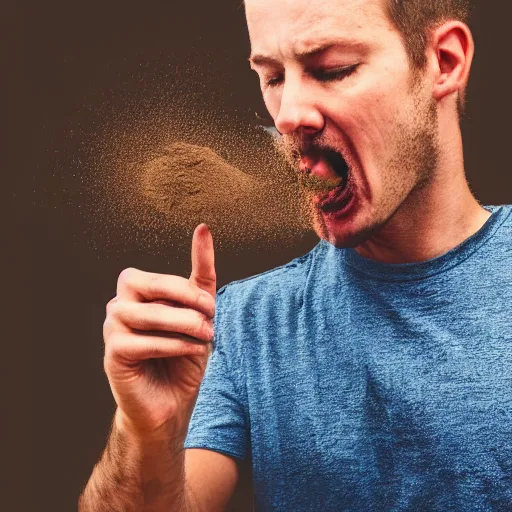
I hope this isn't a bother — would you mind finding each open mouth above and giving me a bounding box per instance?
[323,149,350,191]
[298,148,353,213]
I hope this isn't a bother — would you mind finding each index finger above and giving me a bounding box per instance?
[189,224,217,299]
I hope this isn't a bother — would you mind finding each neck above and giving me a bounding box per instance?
[354,128,491,264]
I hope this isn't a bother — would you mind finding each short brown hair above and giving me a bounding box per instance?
[385,0,471,69]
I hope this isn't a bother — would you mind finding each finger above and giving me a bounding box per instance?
[105,331,210,362]
[110,301,214,342]
[189,224,217,299]
[115,269,215,317]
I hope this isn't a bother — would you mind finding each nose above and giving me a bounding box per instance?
[274,76,325,136]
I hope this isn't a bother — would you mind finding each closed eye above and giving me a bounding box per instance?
[265,74,284,88]
[311,64,359,82]
[264,64,359,89]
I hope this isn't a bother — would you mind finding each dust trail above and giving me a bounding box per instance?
[53,57,317,256]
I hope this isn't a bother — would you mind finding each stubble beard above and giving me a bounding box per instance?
[365,88,440,242]
[273,131,354,238]
[319,88,440,248]
[271,82,440,248]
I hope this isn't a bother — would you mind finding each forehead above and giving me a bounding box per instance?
[246,0,392,58]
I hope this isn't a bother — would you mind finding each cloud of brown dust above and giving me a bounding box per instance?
[55,58,318,257]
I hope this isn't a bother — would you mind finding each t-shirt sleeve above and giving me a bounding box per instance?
[184,285,249,461]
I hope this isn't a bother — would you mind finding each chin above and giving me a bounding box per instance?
[306,192,366,248]
[311,201,385,249]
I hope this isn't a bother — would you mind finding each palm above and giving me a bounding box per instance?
[125,352,209,433]
[165,354,208,404]
[110,224,216,438]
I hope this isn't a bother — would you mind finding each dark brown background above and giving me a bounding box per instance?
[7,1,510,511]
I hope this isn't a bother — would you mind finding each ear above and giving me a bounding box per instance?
[429,21,474,104]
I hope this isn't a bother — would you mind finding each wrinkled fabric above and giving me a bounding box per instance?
[185,205,512,511]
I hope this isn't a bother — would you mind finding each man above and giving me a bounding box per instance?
[79,0,511,511]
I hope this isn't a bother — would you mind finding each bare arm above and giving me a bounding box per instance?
[79,416,240,512]
[185,449,240,512]
[79,412,192,512]
[80,226,239,511]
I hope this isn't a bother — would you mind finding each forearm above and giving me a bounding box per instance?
[79,416,192,512]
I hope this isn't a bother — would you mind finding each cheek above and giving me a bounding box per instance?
[325,89,410,206]
[354,90,401,139]
[333,63,412,147]
[329,87,408,173]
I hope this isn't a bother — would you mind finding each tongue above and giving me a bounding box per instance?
[300,156,340,182]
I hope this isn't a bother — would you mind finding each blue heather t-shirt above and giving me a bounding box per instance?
[184,205,512,511]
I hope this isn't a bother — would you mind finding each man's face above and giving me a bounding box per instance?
[246,0,440,247]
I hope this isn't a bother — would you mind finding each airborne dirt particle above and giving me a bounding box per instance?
[138,141,310,249]
[53,57,318,258]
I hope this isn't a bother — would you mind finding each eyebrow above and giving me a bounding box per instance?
[249,38,363,68]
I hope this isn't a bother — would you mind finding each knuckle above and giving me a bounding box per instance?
[103,343,121,376]
[104,332,127,361]
[103,317,114,339]
[103,335,117,365]
[103,303,128,339]
[106,297,118,315]
[103,319,123,347]
[117,267,140,292]
[106,299,123,320]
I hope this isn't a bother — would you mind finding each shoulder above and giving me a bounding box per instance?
[215,241,327,312]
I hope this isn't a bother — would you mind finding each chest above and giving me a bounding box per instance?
[244,295,512,510]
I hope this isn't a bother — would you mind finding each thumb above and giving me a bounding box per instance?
[189,223,217,298]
